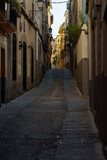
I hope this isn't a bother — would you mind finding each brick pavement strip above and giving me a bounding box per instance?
[0,69,106,160]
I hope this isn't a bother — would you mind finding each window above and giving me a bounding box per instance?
[10,9,17,26]
[12,33,17,80]
[22,0,26,9]
[23,42,27,90]
[23,21,25,32]
[32,0,34,21]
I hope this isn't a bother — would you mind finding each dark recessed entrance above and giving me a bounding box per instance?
[23,42,27,90]
[104,5,107,21]
[31,47,34,83]
[1,48,5,103]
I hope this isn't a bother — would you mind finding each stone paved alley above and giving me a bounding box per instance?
[0,69,105,160]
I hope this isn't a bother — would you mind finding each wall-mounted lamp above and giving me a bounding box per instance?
[50,36,53,41]
[19,41,23,49]
[28,45,33,50]
[36,0,43,9]
[29,0,43,18]
[49,27,52,34]
[28,45,31,49]
[81,29,88,35]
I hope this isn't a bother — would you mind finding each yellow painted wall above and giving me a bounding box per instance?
[76,24,88,65]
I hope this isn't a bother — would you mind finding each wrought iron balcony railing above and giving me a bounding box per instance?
[0,0,21,33]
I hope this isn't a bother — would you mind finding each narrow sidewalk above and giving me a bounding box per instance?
[55,70,105,160]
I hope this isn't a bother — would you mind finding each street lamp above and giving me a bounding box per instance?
[29,0,43,18]
[36,0,43,9]
[49,27,52,34]
[19,41,23,50]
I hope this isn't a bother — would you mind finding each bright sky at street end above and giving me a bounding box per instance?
[51,0,67,38]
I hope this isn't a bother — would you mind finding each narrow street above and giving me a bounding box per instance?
[0,69,105,160]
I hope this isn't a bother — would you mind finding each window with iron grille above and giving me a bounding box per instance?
[12,33,17,80]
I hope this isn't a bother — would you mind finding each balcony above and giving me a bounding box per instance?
[0,21,16,33]
[0,0,19,33]
[0,10,6,21]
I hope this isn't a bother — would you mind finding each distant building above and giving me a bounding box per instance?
[58,23,65,69]
[64,10,71,69]
[51,23,65,69]
[51,39,56,69]
[51,36,60,69]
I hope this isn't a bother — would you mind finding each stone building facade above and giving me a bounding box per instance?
[67,0,89,96]
[0,0,18,104]
[86,0,107,148]
[0,0,52,105]
[73,23,89,96]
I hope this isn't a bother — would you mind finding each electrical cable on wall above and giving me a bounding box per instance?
[38,0,70,4]
[51,1,69,4]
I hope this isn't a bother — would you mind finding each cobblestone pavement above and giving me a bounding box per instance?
[0,69,105,160]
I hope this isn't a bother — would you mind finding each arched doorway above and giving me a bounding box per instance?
[31,47,34,83]
[23,42,27,90]
[12,33,17,80]
[1,47,5,103]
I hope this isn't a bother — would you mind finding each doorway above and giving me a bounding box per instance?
[23,42,27,90]
[31,47,34,83]
[1,48,5,103]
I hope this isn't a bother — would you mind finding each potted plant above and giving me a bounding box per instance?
[11,0,21,17]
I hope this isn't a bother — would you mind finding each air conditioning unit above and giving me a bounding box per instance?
[95,0,101,6]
